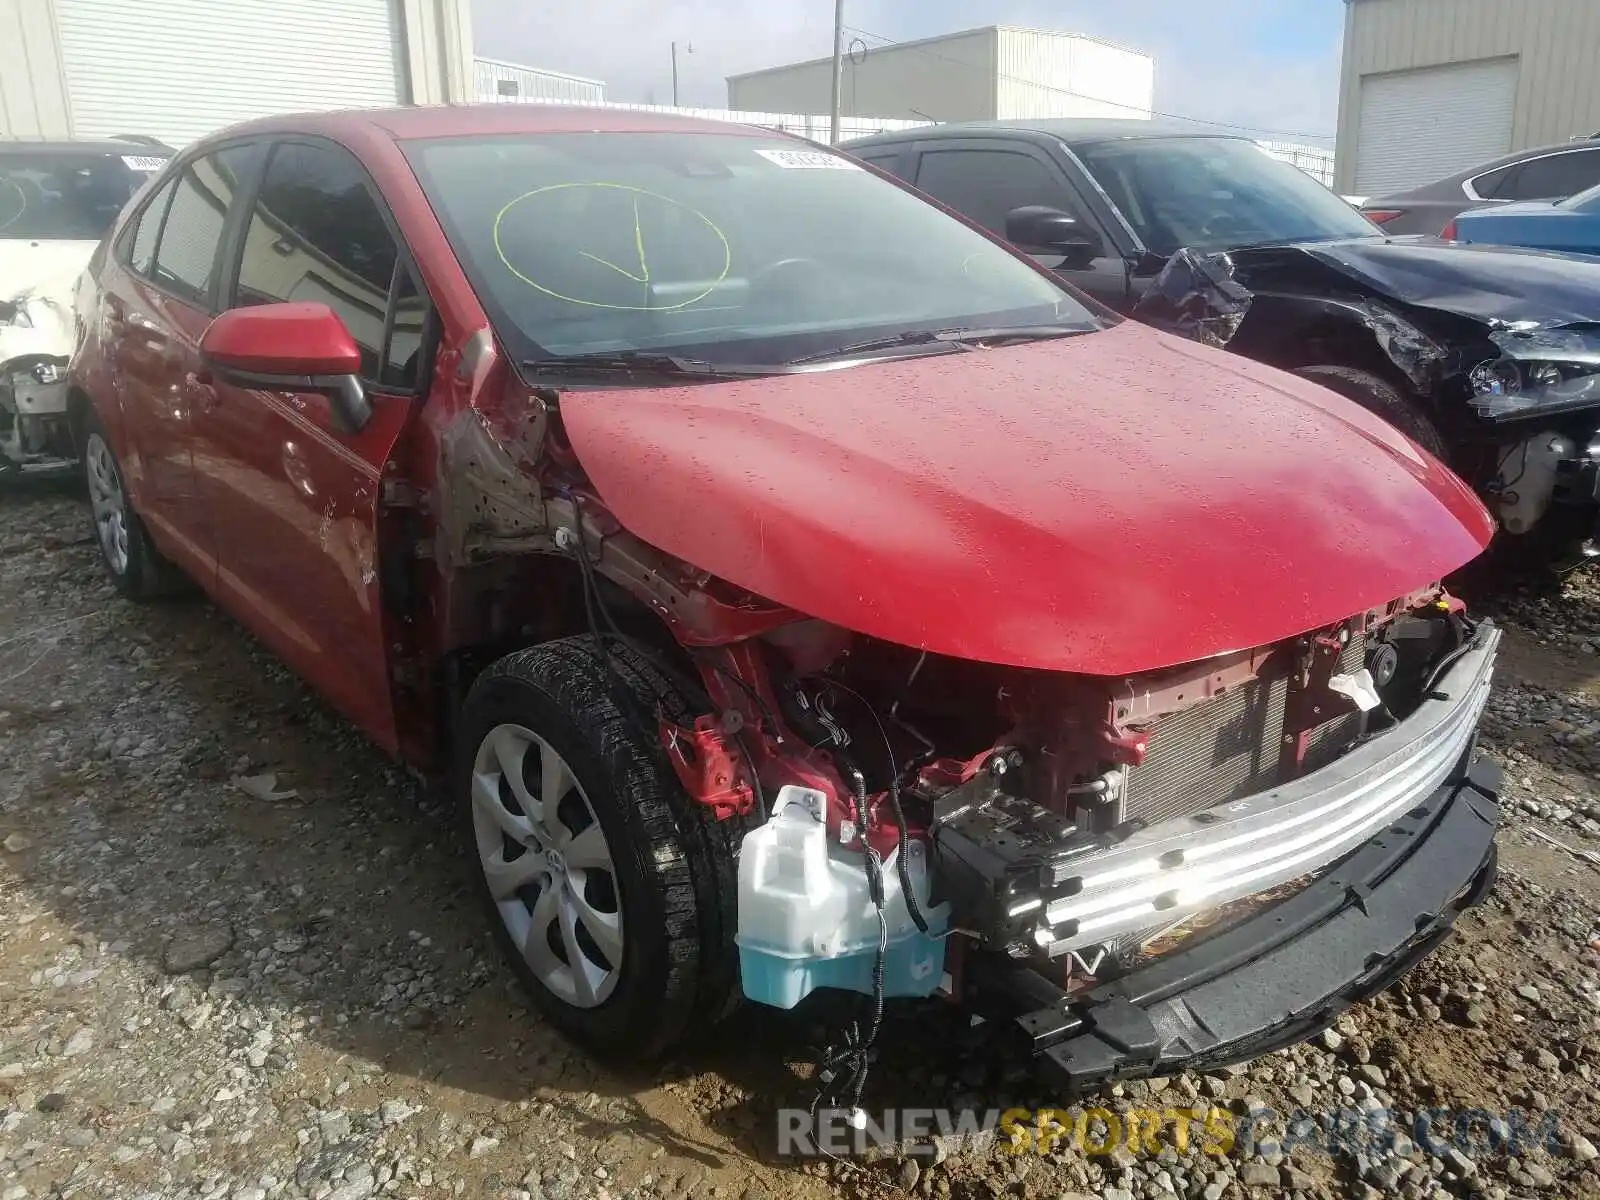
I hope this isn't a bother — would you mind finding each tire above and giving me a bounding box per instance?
[79,405,188,600]
[457,636,752,1060]
[1293,364,1449,460]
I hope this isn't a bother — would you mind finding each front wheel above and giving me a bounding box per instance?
[1292,364,1449,461]
[457,637,748,1060]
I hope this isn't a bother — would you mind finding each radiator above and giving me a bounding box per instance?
[1122,636,1367,828]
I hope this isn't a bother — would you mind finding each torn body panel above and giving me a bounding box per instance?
[555,322,1490,677]
[1,265,81,475]
[420,352,1486,1007]
[1132,236,1600,544]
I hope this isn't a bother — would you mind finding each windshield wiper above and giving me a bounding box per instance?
[786,323,1092,366]
[521,351,774,379]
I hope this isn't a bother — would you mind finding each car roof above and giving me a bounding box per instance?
[0,136,174,156]
[1429,137,1600,186]
[201,103,779,144]
[844,117,1250,150]
[1372,135,1600,200]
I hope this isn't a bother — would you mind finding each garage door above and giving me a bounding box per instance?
[56,0,404,149]
[1354,57,1518,195]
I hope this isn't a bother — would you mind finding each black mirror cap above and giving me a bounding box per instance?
[209,365,372,435]
[326,375,372,435]
[1005,205,1105,261]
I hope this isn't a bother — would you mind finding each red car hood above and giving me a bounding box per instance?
[560,321,1492,676]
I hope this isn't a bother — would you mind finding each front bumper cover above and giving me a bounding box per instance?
[1006,754,1499,1090]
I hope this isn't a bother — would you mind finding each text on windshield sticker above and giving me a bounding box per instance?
[754,149,861,171]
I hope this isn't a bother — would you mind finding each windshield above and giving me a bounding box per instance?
[0,150,167,241]
[1075,137,1380,257]
[402,132,1107,365]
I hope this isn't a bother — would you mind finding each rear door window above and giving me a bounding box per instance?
[1502,149,1600,200]
[234,140,429,390]
[854,148,909,180]
[149,146,255,308]
[124,178,176,275]
[1469,162,1519,199]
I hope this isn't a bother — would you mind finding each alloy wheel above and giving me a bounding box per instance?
[470,723,624,1008]
[85,433,129,576]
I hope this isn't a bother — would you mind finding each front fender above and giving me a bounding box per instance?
[1231,291,1450,393]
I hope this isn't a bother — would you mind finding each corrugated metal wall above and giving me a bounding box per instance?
[728,28,1000,122]
[994,29,1153,120]
[1336,0,1600,191]
[0,0,474,145]
[474,58,604,104]
[54,0,405,147]
[0,0,73,138]
[400,0,475,108]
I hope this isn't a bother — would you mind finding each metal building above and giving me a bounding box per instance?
[0,0,474,148]
[727,26,1154,125]
[1335,0,1600,195]
[474,59,605,105]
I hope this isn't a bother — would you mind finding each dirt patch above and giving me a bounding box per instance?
[3,478,1600,1200]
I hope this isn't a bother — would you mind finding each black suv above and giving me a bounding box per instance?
[843,119,1600,562]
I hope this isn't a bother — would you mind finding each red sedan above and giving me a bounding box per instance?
[67,103,1501,1091]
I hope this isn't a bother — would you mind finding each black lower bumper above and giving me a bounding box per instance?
[991,756,1501,1091]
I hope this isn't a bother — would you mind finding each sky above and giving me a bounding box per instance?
[471,0,1345,144]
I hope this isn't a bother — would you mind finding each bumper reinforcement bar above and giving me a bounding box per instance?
[1000,755,1501,1091]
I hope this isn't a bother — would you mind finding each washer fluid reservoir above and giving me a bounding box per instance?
[736,785,950,1009]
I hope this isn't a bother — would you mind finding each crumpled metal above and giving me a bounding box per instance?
[1130,248,1253,349]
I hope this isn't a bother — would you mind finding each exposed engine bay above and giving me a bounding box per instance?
[427,343,1499,1097]
[642,580,1474,1003]
[0,292,77,476]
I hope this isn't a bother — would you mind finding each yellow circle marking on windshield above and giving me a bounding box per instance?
[492,182,731,311]
[0,180,25,231]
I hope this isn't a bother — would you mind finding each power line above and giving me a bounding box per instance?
[841,24,1336,145]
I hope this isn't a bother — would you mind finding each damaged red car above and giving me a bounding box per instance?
[67,105,1503,1091]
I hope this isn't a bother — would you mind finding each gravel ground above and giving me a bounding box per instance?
[5,476,1600,1200]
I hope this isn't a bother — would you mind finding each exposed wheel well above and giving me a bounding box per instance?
[1250,315,1416,394]
[434,553,701,765]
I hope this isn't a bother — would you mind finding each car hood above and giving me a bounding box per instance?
[1264,235,1600,326]
[558,321,1492,676]
[0,239,97,302]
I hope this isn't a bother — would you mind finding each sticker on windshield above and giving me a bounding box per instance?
[754,148,861,170]
[120,155,167,172]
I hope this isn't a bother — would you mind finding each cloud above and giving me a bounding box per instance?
[471,0,1341,142]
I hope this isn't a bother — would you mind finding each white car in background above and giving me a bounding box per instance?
[1,136,170,476]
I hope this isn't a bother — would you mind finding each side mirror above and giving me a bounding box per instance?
[201,301,371,434]
[1004,205,1105,268]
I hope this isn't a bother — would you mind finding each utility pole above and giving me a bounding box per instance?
[829,0,844,144]
[672,41,680,107]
